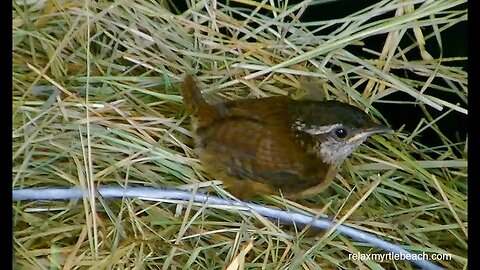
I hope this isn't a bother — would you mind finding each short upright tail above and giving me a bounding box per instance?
[179,75,219,126]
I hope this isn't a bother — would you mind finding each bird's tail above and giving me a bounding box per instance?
[180,75,219,126]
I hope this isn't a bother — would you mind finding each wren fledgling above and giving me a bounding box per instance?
[180,75,393,199]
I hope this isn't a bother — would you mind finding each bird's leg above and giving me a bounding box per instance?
[290,165,339,198]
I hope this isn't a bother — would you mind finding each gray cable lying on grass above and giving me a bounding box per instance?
[13,186,443,270]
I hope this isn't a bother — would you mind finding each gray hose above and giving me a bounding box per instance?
[13,186,443,270]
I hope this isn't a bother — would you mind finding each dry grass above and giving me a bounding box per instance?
[13,0,467,269]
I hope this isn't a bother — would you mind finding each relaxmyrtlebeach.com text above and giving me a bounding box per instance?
[349,252,452,262]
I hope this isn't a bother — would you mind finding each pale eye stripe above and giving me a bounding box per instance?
[294,122,342,135]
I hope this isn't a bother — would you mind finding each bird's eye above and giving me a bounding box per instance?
[334,128,348,139]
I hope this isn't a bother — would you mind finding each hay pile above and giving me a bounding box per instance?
[13,0,467,269]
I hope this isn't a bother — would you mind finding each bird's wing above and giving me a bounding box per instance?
[197,113,328,194]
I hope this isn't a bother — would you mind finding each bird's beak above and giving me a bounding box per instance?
[347,124,394,143]
[367,124,394,135]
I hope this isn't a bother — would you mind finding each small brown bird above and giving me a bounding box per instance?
[180,75,392,199]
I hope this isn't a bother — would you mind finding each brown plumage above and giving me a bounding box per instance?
[179,75,392,199]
